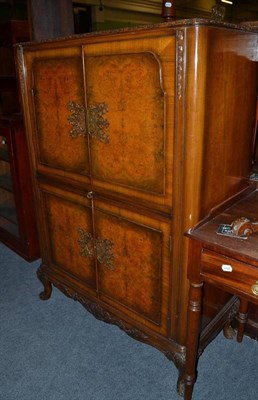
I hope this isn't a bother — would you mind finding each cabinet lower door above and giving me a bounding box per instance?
[94,199,171,336]
[41,187,97,295]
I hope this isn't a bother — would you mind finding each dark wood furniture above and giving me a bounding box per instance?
[184,187,258,400]
[252,95,258,172]
[0,20,39,261]
[0,116,39,260]
[16,20,257,395]
[0,20,29,115]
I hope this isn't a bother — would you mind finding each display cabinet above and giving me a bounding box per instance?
[0,20,39,261]
[0,117,39,260]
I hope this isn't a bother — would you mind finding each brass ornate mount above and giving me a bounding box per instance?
[77,227,115,270]
[67,101,110,143]
[231,217,258,237]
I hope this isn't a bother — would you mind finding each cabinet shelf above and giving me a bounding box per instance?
[0,148,9,162]
[0,213,19,237]
[0,200,17,225]
[0,172,13,192]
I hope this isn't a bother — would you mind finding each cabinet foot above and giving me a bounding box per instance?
[37,265,52,300]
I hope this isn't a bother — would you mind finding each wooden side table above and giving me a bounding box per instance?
[184,187,258,400]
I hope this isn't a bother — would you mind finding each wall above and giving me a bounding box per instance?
[78,0,163,31]
[0,0,27,20]
[0,1,257,31]
[73,0,258,31]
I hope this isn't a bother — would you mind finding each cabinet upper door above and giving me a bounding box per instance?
[28,47,90,181]
[23,35,175,211]
[84,35,175,211]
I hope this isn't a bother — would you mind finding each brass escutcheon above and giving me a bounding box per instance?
[251,281,258,296]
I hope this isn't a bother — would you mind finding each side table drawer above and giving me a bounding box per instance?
[201,250,258,301]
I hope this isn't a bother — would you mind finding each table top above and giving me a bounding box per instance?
[186,188,258,266]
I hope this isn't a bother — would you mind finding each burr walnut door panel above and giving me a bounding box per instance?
[93,199,171,335]
[29,48,90,181]
[39,185,171,334]
[25,36,175,211]
[83,36,175,210]
[41,186,97,296]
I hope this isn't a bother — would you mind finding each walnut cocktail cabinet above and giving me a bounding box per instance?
[16,20,258,396]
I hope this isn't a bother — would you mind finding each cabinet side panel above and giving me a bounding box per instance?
[171,27,258,344]
[201,30,258,216]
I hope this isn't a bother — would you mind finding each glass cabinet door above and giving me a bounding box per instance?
[0,134,19,237]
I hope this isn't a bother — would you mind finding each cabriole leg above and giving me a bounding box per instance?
[37,265,52,300]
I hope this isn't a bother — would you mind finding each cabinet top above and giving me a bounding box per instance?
[15,18,258,48]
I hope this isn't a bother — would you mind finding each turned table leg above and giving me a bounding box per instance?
[184,240,203,400]
[184,281,203,400]
[237,299,249,343]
